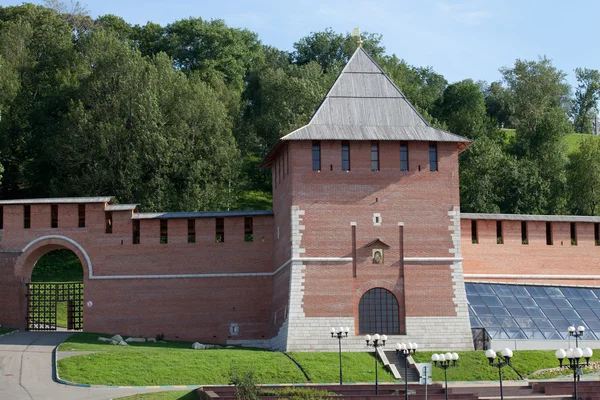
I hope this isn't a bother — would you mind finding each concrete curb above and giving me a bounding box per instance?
[0,329,19,338]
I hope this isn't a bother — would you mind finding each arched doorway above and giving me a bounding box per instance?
[358,287,400,334]
[16,236,90,332]
[29,249,84,330]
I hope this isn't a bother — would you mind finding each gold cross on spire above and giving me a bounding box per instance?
[351,27,363,47]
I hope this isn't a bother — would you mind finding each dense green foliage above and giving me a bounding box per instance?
[31,249,83,282]
[1,3,600,214]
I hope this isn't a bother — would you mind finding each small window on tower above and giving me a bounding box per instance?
[24,205,30,229]
[51,204,58,228]
[105,211,113,234]
[0,206,3,229]
[188,219,196,243]
[216,218,225,242]
[429,143,438,171]
[521,221,528,245]
[78,204,85,228]
[312,141,321,171]
[595,223,599,246]
[400,142,409,171]
[160,219,168,244]
[371,141,379,171]
[245,217,253,242]
[570,222,577,246]
[341,141,350,171]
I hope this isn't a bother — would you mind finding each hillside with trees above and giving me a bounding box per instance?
[1,2,600,215]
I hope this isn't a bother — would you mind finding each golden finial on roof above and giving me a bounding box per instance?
[351,27,363,47]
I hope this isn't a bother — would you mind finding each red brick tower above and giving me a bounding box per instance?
[263,47,474,351]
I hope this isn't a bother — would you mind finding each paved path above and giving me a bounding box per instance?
[0,331,186,400]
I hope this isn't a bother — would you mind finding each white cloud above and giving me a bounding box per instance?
[435,0,491,25]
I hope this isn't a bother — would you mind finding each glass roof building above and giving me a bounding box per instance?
[466,283,600,341]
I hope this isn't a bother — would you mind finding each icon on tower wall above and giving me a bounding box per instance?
[372,249,383,264]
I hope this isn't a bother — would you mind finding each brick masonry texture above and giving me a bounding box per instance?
[1,138,599,350]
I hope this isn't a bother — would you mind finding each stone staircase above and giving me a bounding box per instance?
[383,350,420,382]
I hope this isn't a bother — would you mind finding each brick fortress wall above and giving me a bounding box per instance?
[0,203,274,344]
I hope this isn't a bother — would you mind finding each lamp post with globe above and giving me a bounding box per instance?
[568,325,585,348]
[485,348,513,400]
[431,352,459,400]
[395,343,418,400]
[555,347,593,400]
[365,334,387,395]
[330,327,349,385]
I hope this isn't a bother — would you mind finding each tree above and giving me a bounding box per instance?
[500,57,572,214]
[567,138,600,215]
[572,67,600,134]
[434,79,487,139]
[292,28,384,72]
[484,81,513,128]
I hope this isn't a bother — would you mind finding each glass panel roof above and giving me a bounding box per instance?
[467,283,600,340]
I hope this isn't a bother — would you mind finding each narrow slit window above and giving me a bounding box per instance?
[595,223,599,246]
[24,205,30,229]
[546,222,553,245]
[429,143,438,171]
[132,220,140,244]
[244,217,253,242]
[105,211,113,234]
[188,219,196,243]
[51,204,58,228]
[216,217,225,242]
[342,141,350,171]
[78,204,85,228]
[400,142,409,171]
[571,222,577,246]
[0,206,3,229]
[160,219,168,244]
[471,220,478,244]
[496,221,503,244]
[521,221,528,244]
[371,141,379,171]
[312,141,321,171]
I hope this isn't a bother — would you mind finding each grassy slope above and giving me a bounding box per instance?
[115,391,195,400]
[501,129,600,155]
[0,327,16,335]
[413,350,600,381]
[58,334,395,386]
[286,352,396,383]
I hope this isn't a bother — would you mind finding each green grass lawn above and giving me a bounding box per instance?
[0,327,16,335]
[58,334,395,386]
[564,133,600,154]
[115,391,196,400]
[413,350,600,381]
[286,352,395,383]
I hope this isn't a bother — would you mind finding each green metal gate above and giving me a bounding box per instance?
[26,282,83,331]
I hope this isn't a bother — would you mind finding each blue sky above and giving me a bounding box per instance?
[3,0,598,88]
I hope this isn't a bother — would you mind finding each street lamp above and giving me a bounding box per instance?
[395,343,418,400]
[568,325,585,348]
[556,346,593,400]
[431,352,459,400]
[486,348,513,400]
[365,333,387,395]
[331,327,349,385]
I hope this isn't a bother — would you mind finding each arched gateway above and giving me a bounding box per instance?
[17,236,89,331]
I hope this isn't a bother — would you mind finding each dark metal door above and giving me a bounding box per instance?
[26,282,83,331]
[471,327,490,350]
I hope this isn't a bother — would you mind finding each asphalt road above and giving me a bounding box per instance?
[0,331,185,400]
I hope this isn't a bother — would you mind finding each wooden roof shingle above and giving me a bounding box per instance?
[262,47,471,166]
